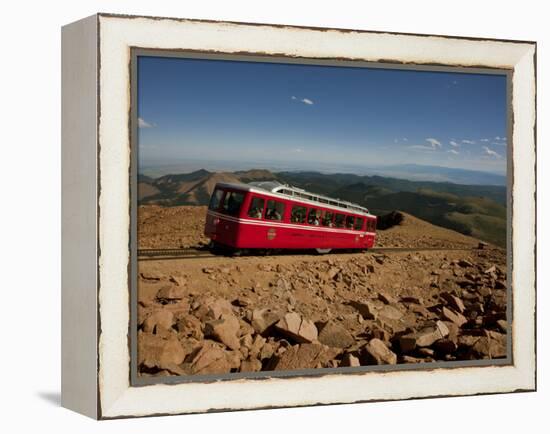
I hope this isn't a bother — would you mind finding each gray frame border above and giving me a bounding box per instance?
[129,49,515,387]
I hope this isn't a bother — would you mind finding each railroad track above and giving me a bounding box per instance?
[137,246,479,260]
[137,247,215,260]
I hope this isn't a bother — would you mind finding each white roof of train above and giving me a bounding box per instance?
[215,181,373,217]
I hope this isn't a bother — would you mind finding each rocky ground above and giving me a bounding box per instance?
[137,205,508,377]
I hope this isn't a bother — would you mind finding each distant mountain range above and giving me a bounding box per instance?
[140,162,507,186]
[360,164,506,186]
[138,169,507,247]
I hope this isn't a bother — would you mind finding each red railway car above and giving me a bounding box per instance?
[204,181,377,254]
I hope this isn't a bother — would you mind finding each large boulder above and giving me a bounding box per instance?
[364,338,397,365]
[274,312,318,344]
[269,343,341,370]
[155,285,185,304]
[175,314,203,340]
[251,308,282,334]
[350,300,378,320]
[208,298,235,320]
[186,340,235,375]
[440,292,466,314]
[142,310,175,333]
[398,321,449,352]
[441,307,467,327]
[204,314,241,350]
[138,332,186,369]
[317,321,355,349]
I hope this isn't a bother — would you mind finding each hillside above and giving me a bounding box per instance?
[138,169,507,247]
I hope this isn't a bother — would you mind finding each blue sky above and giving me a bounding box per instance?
[138,56,508,174]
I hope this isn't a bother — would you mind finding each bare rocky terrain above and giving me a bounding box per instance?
[137,205,508,378]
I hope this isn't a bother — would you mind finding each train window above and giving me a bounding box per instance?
[366,219,376,232]
[265,200,284,221]
[221,191,244,216]
[307,208,321,225]
[354,217,364,231]
[321,211,334,227]
[345,215,354,229]
[291,206,307,223]
[247,197,265,219]
[335,213,345,228]
[208,188,224,211]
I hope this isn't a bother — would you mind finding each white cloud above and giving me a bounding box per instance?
[426,138,442,149]
[448,149,459,155]
[402,138,408,142]
[138,117,153,128]
[462,139,475,144]
[493,142,507,146]
[494,136,506,141]
[291,148,304,153]
[480,138,489,142]
[409,145,436,151]
[449,140,460,147]
[291,96,314,105]
[483,146,502,159]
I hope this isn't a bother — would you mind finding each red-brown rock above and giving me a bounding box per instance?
[364,338,397,365]
[274,312,318,344]
[317,321,355,349]
[204,314,241,350]
[142,310,175,333]
[138,332,186,369]
[251,308,281,334]
[269,343,341,370]
[441,306,467,327]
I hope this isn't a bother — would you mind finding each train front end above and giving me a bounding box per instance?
[204,184,244,249]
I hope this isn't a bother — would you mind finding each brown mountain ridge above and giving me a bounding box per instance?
[138,169,506,246]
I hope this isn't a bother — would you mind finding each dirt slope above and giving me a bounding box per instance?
[376,212,481,249]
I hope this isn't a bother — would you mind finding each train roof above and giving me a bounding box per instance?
[215,181,373,217]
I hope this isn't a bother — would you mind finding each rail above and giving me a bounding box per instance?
[137,246,481,260]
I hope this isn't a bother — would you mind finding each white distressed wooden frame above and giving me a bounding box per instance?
[61,13,536,419]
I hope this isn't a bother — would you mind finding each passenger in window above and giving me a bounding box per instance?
[247,197,264,219]
[322,212,334,227]
[265,200,283,221]
[266,209,279,220]
[291,207,306,223]
[308,209,320,225]
[249,208,262,218]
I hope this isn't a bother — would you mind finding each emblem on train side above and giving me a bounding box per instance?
[267,228,277,240]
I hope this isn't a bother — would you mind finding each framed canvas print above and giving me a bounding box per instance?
[61,13,536,419]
